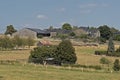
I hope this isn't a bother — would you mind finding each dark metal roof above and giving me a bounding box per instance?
[26,28,50,34]
[79,26,89,32]
[46,29,72,34]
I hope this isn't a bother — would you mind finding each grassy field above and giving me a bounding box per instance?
[0,44,120,80]
[0,64,120,80]
[0,50,30,62]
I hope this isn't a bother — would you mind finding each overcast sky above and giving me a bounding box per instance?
[0,0,120,33]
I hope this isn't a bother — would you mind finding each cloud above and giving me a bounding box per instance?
[57,8,66,12]
[79,3,108,9]
[79,3,109,14]
[37,14,48,19]
[101,3,109,7]
[80,10,92,14]
[80,3,98,9]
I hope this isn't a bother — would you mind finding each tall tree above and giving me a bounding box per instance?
[62,23,72,30]
[107,37,115,53]
[5,25,17,36]
[98,25,112,40]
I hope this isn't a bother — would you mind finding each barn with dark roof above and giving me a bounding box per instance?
[13,28,50,39]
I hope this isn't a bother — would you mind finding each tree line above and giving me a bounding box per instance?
[0,36,35,50]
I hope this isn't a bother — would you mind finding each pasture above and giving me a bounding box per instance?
[0,44,120,80]
[0,63,120,80]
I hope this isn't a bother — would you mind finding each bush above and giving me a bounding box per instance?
[99,37,106,43]
[100,57,110,65]
[107,52,120,57]
[95,51,107,55]
[29,40,77,65]
[55,40,77,65]
[37,35,43,38]
[29,46,57,64]
[113,59,120,71]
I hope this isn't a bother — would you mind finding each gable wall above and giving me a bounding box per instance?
[12,28,37,39]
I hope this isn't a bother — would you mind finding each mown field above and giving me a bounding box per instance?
[0,44,120,80]
[0,64,120,80]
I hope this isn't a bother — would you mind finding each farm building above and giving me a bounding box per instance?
[74,27,100,38]
[12,28,51,39]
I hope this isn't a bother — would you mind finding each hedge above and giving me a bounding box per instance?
[95,51,120,57]
[94,51,107,55]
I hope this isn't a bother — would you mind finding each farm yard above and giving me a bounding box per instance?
[0,43,120,80]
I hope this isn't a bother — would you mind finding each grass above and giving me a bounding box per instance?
[0,50,30,62]
[75,45,120,65]
[0,44,120,80]
[0,64,120,80]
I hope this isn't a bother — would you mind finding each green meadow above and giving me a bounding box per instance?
[0,64,120,80]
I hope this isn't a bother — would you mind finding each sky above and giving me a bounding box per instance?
[0,0,120,33]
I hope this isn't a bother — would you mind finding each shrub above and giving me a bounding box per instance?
[113,59,120,71]
[94,51,107,55]
[55,40,77,65]
[29,40,77,65]
[29,46,57,64]
[107,52,120,57]
[100,57,110,65]
[37,35,43,38]
[99,37,106,43]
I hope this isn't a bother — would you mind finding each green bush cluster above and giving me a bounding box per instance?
[113,59,120,71]
[0,36,35,50]
[29,40,77,65]
[95,51,120,57]
[94,51,107,55]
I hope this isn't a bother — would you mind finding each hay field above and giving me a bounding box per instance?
[75,45,120,65]
[0,45,120,66]
[0,50,30,62]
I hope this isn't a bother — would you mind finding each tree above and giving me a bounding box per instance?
[26,37,35,48]
[113,59,120,71]
[62,23,72,30]
[49,26,54,30]
[5,25,17,36]
[69,32,76,37]
[110,27,119,34]
[55,40,77,65]
[98,25,112,40]
[13,36,24,48]
[107,37,115,53]
[29,46,57,64]
[0,36,14,50]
